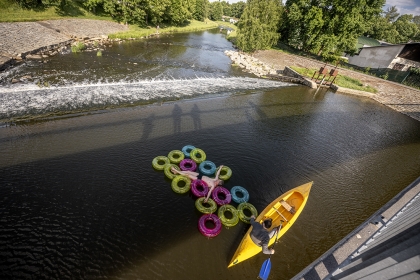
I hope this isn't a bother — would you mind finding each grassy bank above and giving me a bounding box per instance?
[109,20,219,39]
[0,0,110,22]
[291,66,378,93]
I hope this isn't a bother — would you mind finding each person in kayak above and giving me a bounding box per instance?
[249,216,279,254]
[171,165,224,203]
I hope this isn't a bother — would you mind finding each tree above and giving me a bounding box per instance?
[209,1,223,21]
[193,0,208,21]
[221,1,231,17]
[281,0,385,55]
[236,0,283,52]
[384,5,399,22]
[164,0,191,25]
[231,1,245,19]
[392,14,419,43]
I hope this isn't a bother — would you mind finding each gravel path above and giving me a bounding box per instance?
[254,50,420,122]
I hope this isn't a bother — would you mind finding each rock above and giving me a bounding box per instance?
[11,78,20,83]
[26,54,43,59]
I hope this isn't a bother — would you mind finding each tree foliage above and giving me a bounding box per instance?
[209,1,223,21]
[193,0,208,21]
[230,1,245,18]
[365,8,420,43]
[281,0,385,55]
[236,0,283,52]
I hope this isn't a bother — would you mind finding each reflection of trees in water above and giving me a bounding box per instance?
[191,104,202,130]
[172,104,182,133]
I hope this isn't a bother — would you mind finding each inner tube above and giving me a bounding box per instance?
[231,186,250,203]
[218,204,239,227]
[171,175,191,194]
[237,202,258,224]
[190,148,206,163]
[182,145,196,158]
[179,158,197,171]
[195,197,217,214]
[164,164,180,180]
[212,186,232,206]
[168,150,185,164]
[190,179,209,197]
[198,214,222,238]
[152,156,170,170]
[218,166,232,181]
[198,160,217,176]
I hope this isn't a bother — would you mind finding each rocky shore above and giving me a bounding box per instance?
[1,19,419,122]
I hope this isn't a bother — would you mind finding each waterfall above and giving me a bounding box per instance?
[0,77,293,121]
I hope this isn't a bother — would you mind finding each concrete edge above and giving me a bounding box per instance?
[291,176,420,280]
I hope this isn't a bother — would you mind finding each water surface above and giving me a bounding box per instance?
[0,29,420,280]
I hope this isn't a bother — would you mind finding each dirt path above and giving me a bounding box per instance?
[253,50,420,122]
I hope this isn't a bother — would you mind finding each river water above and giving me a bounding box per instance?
[0,29,420,279]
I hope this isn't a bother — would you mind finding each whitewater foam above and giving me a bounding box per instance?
[0,77,293,121]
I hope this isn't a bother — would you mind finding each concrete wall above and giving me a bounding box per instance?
[348,45,405,69]
[389,57,420,71]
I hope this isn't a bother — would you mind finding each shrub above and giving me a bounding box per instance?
[71,42,86,53]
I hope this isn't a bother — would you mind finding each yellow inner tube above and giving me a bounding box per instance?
[218,204,239,227]
[195,197,217,214]
[152,156,170,170]
[168,150,185,164]
[164,164,180,180]
[237,202,258,224]
[190,148,207,164]
[171,175,191,194]
[218,165,232,181]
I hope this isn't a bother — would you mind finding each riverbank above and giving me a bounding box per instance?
[252,49,420,122]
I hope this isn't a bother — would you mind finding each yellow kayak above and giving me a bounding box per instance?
[228,181,313,268]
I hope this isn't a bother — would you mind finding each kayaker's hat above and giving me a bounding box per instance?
[263,219,272,229]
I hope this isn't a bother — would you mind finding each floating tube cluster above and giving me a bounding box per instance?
[151,145,258,238]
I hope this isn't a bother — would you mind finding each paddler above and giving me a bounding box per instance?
[249,216,279,254]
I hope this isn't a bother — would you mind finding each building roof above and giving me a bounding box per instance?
[356,36,381,49]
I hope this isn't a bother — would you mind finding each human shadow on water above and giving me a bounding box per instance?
[190,104,202,130]
[172,104,182,133]
[141,113,154,141]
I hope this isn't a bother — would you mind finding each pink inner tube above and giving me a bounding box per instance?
[198,214,222,237]
[179,159,197,171]
[191,179,209,197]
[211,186,232,206]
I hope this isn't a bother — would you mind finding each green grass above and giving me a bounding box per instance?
[0,0,110,22]
[291,66,378,93]
[109,20,219,39]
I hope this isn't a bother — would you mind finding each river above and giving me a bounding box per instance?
[0,29,419,279]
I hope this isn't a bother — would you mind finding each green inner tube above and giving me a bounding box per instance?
[171,175,191,194]
[218,166,232,181]
[152,156,170,170]
[190,148,206,164]
[164,164,180,180]
[218,204,239,227]
[168,150,185,164]
[195,197,217,214]
[237,202,258,224]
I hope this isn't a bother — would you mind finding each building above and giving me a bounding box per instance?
[346,42,420,71]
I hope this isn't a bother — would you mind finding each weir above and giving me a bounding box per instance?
[0,77,293,121]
